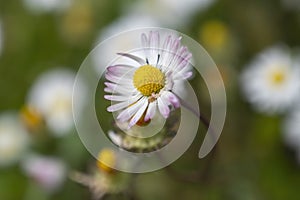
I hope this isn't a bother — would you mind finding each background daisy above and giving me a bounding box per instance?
[0,112,29,167]
[21,154,67,193]
[240,46,300,114]
[27,68,86,136]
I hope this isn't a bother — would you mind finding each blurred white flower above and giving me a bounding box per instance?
[0,112,29,167]
[283,104,300,163]
[22,154,67,193]
[281,0,300,11]
[23,0,72,14]
[128,0,215,27]
[241,46,300,114]
[27,68,86,136]
[0,20,3,56]
[92,13,160,75]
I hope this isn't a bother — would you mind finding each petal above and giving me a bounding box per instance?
[141,33,151,61]
[145,101,157,121]
[183,71,193,79]
[104,80,133,89]
[128,99,149,128]
[149,31,160,62]
[117,53,146,65]
[141,33,148,49]
[107,95,141,112]
[117,97,147,122]
[174,49,189,66]
[107,65,135,76]
[170,37,181,56]
[105,72,132,84]
[151,31,160,50]
[158,97,170,118]
[173,70,193,80]
[159,35,172,67]
[163,35,172,51]
[104,82,135,95]
[104,95,131,101]
[164,91,180,108]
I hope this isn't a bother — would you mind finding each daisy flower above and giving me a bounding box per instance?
[27,68,86,136]
[104,31,192,128]
[241,46,300,114]
[0,112,29,167]
[21,154,67,193]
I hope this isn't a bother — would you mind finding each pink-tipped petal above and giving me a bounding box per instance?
[141,33,148,48]
[163,35,172,50]
[166,92,180,108]
[117,53,146,65]
[107,95,141,112]
[145,101,156,121]
[149,31,160,63]
[105,72,133,83]
[105,83,135,95]
[117,97,146,122]
[107,101,132,112]
[153,31,160,49]
[107,65,135,76]
[184,71,193,79]
[104,95,130,101]
[104,87,113,93]
[171,38,180,54]
[158,98,170,118]
[128,100,148,128]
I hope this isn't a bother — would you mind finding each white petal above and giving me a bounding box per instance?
[149,31,160,63]
[158,97,170,118]
[104,95,132,101]
[145,101,157,121]
[128,99,149,128]
[107,95,141,112]
[117,97,146,122]
[141,33,148,49]
[104,82,135,95]
[105,72,132,84]
[117,53,146,65]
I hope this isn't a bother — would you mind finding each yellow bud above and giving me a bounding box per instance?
[97,149,116,174]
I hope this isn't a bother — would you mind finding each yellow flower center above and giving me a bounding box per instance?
[97,149,116,173]
[270,70,286,85]
[133,65,165,96]
[20,106,43,131]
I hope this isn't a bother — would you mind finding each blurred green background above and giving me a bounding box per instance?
[1,0,300,199]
